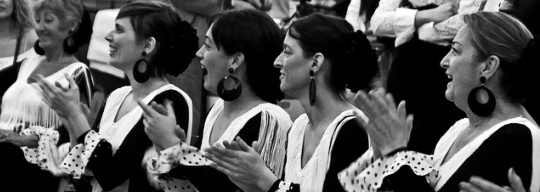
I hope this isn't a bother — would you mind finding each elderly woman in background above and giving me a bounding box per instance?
[0,0,38,69]
[37,1,199,191]
[339,11,540,192]
[0,0,93,191]
[204,13,378,192]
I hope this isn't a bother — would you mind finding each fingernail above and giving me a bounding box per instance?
[510,167,516,175]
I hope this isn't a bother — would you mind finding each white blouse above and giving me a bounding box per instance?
[369,0,503,46]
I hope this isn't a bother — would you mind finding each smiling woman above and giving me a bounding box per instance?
[339,12,540,192]
[34,1,200,192]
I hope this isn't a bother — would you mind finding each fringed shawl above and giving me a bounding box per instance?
[0,55,92,131]
[201,99,292,177]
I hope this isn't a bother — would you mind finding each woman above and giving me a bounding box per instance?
[140,9,293,192]
[339,11,540,192]
[0,0,93,191]
[0,0,38,70]
[204,13,379,192]
[369,0,507,154]
[37,1,199,191]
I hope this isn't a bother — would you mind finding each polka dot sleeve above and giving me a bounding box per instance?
[21,126,71,176]
[58,130,104,178]
[267,180,300,192]
[146,142,211,192]
[338,151,436,192]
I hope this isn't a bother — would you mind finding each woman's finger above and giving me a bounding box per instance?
[149,101,167,116]
[164,99,174,117]
[468,176,502,191]
[385,92,397,111]
[352,91,375,117]
[137,100,158,118]
[235,137,253,153]
[65,73,78,90]
[174,125,187,141]
[55,81,69,92]
[508,168,526,192]
[459,182,483,192]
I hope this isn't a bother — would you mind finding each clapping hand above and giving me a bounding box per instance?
[352,88,413,158]
[36,73,84,118]
[204,137,277,191]
[138,99,185,151]
[459,168,527,192]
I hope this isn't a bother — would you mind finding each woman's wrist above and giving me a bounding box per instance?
[382,146,408,157]
[155,136,181,151]
[257,168,279,192]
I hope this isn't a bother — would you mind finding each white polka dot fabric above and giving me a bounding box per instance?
[339,151,436,191]
[21,126,71,176]
[146,142,211,192]
[59,130,103,178]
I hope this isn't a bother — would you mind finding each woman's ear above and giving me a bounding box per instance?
[230,52,245,69]
[311,52,325,73]
[143,37,157,54]
[481,55,501,80]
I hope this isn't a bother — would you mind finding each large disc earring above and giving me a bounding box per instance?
[63,30,78,54]
[309,69,316,106]
[34,40,45,55]
[133,51,151,83]
[217,67,242,101]
[467,76,496,117]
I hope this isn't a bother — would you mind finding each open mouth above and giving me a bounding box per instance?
[202,67,208,76]
[109,45,118,54]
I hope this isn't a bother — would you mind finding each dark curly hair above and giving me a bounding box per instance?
[289,13,378,93]
[117,1,199,78]
[210,9,284,104]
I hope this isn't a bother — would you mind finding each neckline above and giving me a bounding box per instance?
[298,110,354,170]
[111,84,172,124]
[206,101,269,146]
[439,116,527,167]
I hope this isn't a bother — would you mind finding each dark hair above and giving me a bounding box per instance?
[34,0,92,53]
[117,1,199,77]
[289,13,378,93]
[211,9,284,104]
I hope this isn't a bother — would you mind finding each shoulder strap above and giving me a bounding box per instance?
[12,28,24,66]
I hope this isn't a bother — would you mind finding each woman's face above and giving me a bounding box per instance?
[440,25,482,109]
[105,17,144,71]
[35,9,70,52]
[274,33,312,98]
[0,0,14,20]
[196,25,233,94]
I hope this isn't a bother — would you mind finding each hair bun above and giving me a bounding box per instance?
[158,20,199,76]
[342,30,378,92]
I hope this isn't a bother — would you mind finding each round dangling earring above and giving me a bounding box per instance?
[63,30,78,54]
[217,67,242,101]
[467,76,496,117]
[34,40,45,55]
[309,69,316,106]
[133,51,151,83]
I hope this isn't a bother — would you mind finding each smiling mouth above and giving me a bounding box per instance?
[109,45,118,54]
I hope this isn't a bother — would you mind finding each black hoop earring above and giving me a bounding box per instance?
[467,76,495,117]
[309,69,316,106]
[63,30,78,54]
[217,67,242,101]
[34,40,45,55]
[133,51,151,83]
